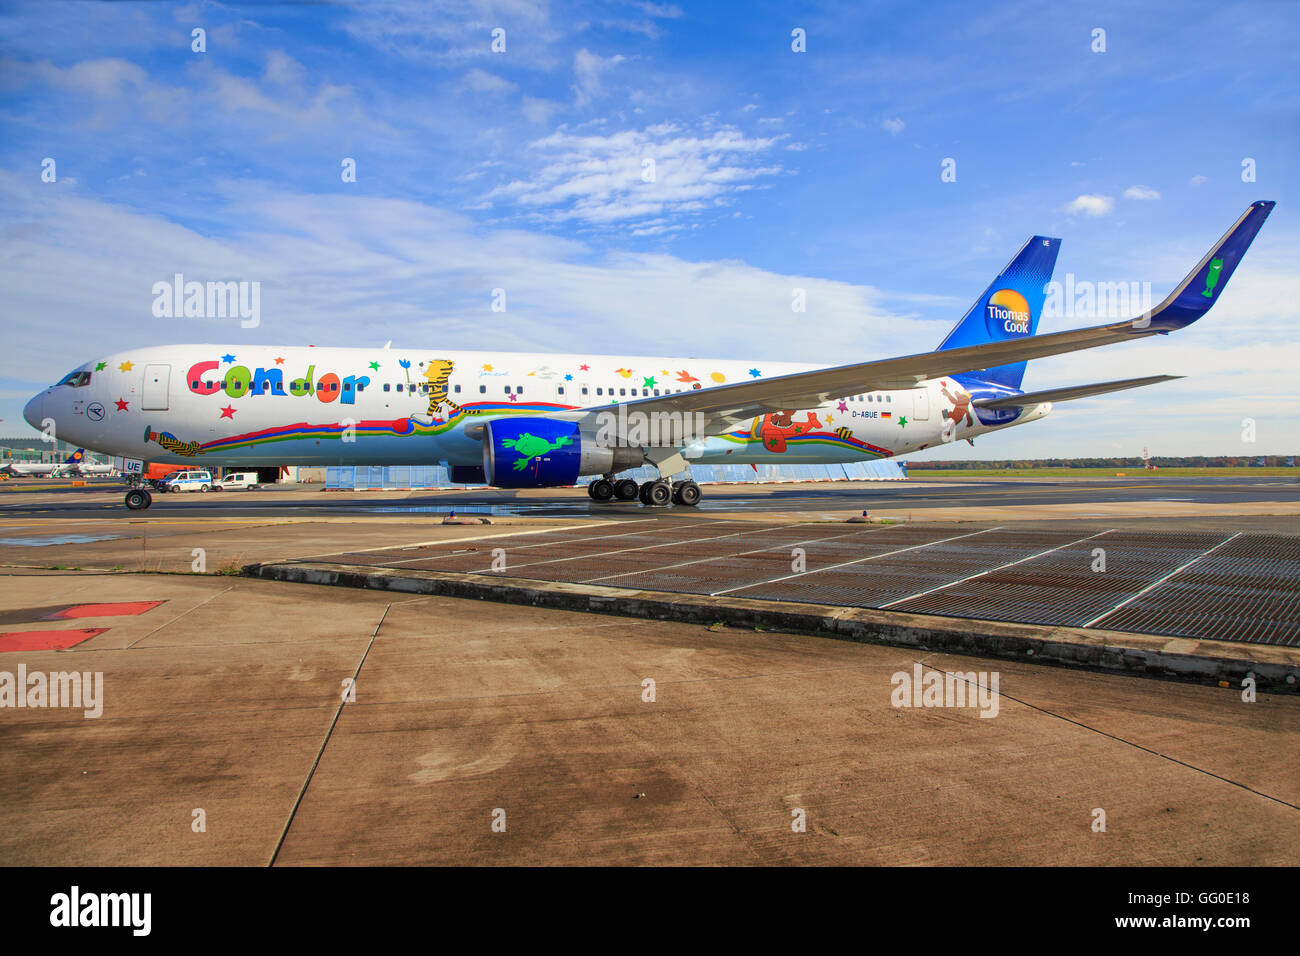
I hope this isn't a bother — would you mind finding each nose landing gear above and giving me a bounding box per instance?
[124,488,153,510]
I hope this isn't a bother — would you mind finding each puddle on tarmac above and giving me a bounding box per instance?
[0,534,124,546]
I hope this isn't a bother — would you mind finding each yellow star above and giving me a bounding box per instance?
[482,363,493,372]
[661,369,669,376]
[826,414,834,424]
[118,361,134,372]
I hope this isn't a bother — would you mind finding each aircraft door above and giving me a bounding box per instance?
[912,386,931,421]
[142,364,170,410]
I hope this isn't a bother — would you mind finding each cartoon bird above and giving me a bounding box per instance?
[675,370,700,383]
[615,368,634,378]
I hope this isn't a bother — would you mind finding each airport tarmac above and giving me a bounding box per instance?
[1,475,1297,865]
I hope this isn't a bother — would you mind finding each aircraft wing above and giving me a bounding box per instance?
[973,374,1183,409]
[574,201,1273,434]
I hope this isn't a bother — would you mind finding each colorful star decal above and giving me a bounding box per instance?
[118,361,133,372]
[220,405,236,419]
[825,413,833,424]
[564,373,573,381]
[369,361,380,370]
[114,398,129,411]
[482,363,494,372]
[748,368,761,378]
[274,356,285,365]
[661,369,669,376]
[898,416,908,428]
[221,354,236,364]
[508,393,518,402]
[579,364,590,371]
[837,400,848,412]
[642,376,657,388]
[95,362,106,371]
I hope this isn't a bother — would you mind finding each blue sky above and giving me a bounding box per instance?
[1,0,1297,458]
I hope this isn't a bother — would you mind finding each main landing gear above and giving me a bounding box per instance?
[587,475,701,508]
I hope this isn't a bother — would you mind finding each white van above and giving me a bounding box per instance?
[161,470,214,493]
[215,472,260,491]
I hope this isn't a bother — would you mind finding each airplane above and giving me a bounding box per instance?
[0,447,92,478]
[21,201,1274,511]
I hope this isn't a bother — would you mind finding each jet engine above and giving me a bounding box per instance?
[482,418,644,488]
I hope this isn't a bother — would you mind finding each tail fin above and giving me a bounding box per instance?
[936,235,1061,390]
[63,448,85,464]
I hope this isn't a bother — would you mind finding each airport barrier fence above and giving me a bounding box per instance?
[324,460,906,490]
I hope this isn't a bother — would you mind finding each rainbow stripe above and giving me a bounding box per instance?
[195,402,574,454]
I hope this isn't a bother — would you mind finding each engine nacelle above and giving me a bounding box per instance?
[482,417,644,488]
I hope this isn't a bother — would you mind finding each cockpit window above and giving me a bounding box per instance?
[55,370,93,388]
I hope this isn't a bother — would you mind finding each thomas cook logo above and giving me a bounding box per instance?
[985,289,1032,337]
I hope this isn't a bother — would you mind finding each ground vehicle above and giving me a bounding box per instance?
[214,472,260,491]
[159,470,215,493]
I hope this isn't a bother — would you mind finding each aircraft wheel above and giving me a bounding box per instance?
[589,478,615,501]
[614,479,639,501]
[125,489,151,511]
[637,481,652,505]
[644,480,672,507]
[673,481,702,506]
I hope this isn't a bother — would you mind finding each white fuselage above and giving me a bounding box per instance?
[23,346,1050,474]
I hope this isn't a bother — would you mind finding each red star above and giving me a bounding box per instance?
[114,398,129,411]
[579,364,589,371]
[274,356,285,365]
[220,405,236,419]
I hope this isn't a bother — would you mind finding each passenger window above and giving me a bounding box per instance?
[517,386,523,394]
[505,386,512,394]
[479,385,486,394]
[596,387,603,396]
[619,388,626,396]
[581,387,589,396]
[558,386,565,395]
[454,384,461,393]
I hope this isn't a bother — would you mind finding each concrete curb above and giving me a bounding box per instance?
[245,560,1300,691]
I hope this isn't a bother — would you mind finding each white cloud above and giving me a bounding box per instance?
[461,67,516,94]
[572,48,626,107]
[521,95,561,125]
[483,123,784,228]
[1190,174,1208,185]
[1064,194,1115,217]
[0,172,919,391]
[881,117,904,135]
[1123,185,1160,200]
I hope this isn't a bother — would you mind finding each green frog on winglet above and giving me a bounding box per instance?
[1201,257,1224,298]
[502,433,574,470]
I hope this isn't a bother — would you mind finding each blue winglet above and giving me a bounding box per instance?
[1142,201,1275,331]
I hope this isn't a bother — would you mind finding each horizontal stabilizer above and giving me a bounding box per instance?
[973,374,1182,409]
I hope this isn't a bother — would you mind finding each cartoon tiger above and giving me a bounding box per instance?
[409,359,482,424]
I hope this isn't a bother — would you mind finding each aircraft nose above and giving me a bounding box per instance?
[23,393,44,430]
